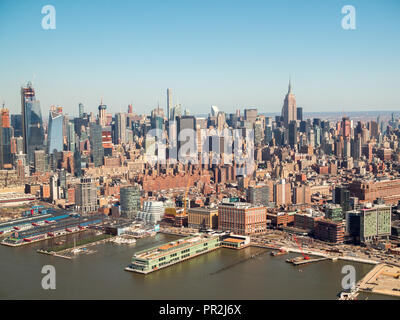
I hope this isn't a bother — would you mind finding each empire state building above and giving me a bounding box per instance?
[281,79,297,127]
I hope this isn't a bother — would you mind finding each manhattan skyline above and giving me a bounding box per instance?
[0,0,399,116]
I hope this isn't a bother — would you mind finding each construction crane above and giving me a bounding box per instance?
[293,234,309,260]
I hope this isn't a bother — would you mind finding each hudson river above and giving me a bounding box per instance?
[0,233,394,299]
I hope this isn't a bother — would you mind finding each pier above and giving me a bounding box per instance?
[290,257,329,266]
[37,233,113,259]
[356,263,400,298]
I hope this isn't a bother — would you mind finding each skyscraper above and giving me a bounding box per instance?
[21,82,45,164]
[67,122,75,153]
[281,79,297,127]
[296,107,303,121]
[167,88,172,121]
[34,149,46,173]
[98,103,107,127]
[341,116,351,138]
[244,109,258,124]
[47,106,64,155]
[210,105,219,117]
[89,123,104,167]
[10,114,22,137]
[288,120,298,147]
[120,185,141,219]
[0,107,13,169]
[75,177,98,213]
[78,103,84,118]
[114,113,127,144]
[177,115,196,160]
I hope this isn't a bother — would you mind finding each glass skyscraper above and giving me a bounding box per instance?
[10,114,22,137]
[89,122,104,167]
[120,185,141,219]
[67,122,75,153]
[21,82,45,164]
[47,106,64,155]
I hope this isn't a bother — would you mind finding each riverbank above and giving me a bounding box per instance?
[356,263,400,298]
[0,234,377,299]
[252,243,380,265]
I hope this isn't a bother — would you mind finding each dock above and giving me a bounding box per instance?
[290,257,329,266]
[357,263,400,298]
[37,234,113,259]
[1,228,86,247]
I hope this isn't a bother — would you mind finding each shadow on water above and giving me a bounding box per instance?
[209,249,268,276]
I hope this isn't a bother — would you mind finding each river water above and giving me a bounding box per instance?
[0,233,393,300]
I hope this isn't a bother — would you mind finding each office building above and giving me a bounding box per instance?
[47,106,64,155]
[244,109,257,124]
[177,116,196,160]
[188,207,218,230]
[296,107,303,121]
[167,88,173,120]
[325,204,343,222]
[120,185,141,219]
[314,219,345,243]
[10,114,22,137]
[333,186,350,212]
[67,122,75,153]
[281,79,297,127]
[247,184,270,206]
[349,179,400,205]
[75,178,98,213]
[89,123,104,167]
[218,202,266,235]
[288,120,297,147]
[293,185,311,205]
[114,113,127,144]
[347,204,392,243]
[34,150,46,173]
[21,82,45,164]
[98,103,107,127]
[78,103,84,118]
[0,107,13,169]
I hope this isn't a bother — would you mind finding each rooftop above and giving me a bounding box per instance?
[134,234,217,260]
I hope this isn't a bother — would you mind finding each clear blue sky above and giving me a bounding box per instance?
[0,0,399,117]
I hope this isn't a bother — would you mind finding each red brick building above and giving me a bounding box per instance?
[314,219,344,243]
[348,178,400,205]
[218,203,266,235]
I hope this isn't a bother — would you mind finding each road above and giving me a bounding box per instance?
[160,225,399,266]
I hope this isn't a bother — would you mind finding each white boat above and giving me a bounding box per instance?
[112,236,136,245]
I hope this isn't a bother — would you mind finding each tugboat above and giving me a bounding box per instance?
[337,287,358,300]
